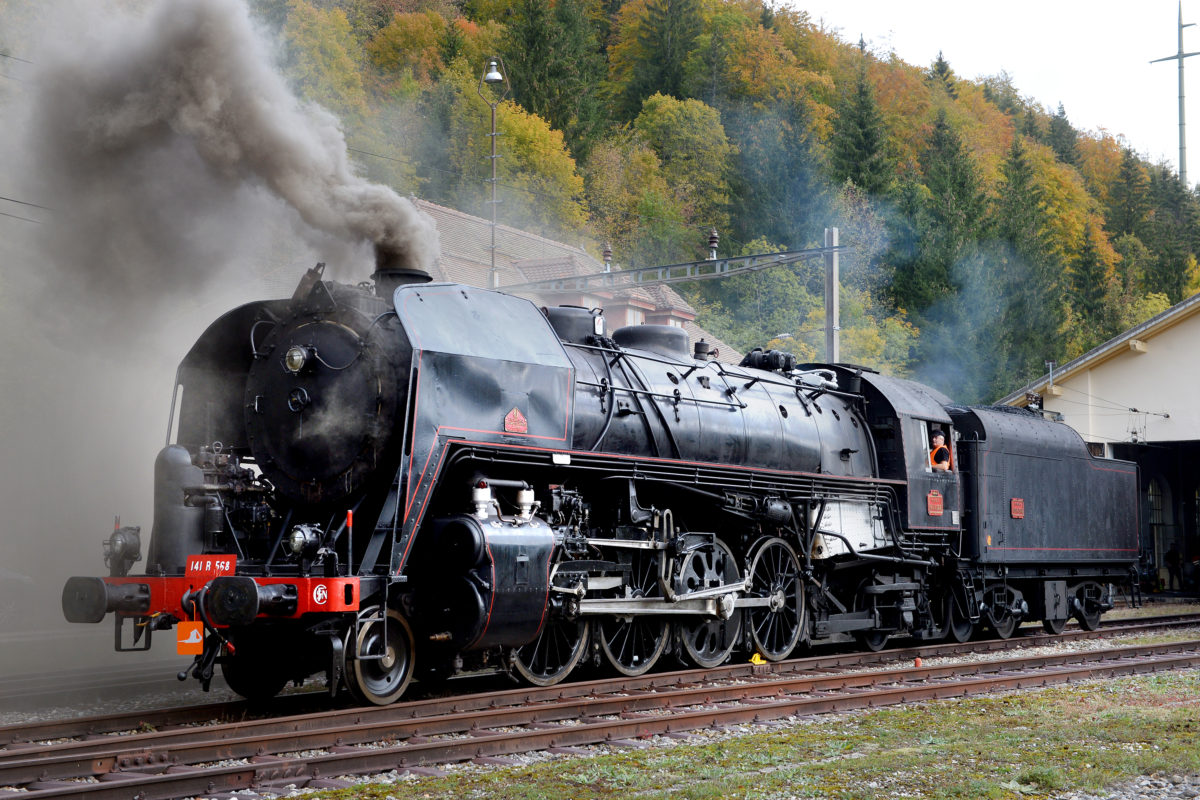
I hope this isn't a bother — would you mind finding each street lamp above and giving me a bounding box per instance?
[477,57,510,288]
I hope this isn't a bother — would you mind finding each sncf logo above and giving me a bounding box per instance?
[313,584,329,605]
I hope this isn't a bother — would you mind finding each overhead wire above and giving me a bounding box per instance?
[1051,382,1170,418]
[0,195,50,224]
[0,209,40,224]
[0,51,30,82]
[0,194,51,210]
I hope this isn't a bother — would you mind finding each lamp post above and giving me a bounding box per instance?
[477,57,510,288]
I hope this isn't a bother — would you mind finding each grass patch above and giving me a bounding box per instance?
[1105,601,1200,620]
[311,670,1200,800]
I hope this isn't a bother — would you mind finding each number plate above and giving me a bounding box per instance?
[185,554,237,582]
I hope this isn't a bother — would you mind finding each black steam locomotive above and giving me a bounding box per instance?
[63,261,1140,704]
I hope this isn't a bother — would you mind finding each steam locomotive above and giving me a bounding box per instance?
[63,259,1140,704]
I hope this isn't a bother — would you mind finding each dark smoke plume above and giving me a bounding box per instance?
[0,0,437,681]
[26,0,437,306]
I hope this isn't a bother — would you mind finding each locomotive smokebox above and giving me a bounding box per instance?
[372,241,432,298]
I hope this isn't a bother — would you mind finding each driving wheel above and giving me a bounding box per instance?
[745,537,804,660]
[599,551,671,676]
[676,538,743,668]
[514,617,590,687]
[343,607,415,706]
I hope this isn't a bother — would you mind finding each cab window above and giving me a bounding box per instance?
[924,424,954,473]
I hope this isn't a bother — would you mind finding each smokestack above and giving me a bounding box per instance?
[372,241,432,298]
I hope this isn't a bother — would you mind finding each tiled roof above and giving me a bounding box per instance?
[643,283,696,315]
[510,256,589,283]
[415,199,600,281]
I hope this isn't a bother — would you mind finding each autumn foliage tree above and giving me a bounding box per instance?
[255,0,1200,403]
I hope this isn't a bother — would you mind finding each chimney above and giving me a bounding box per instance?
[372,242,432,298]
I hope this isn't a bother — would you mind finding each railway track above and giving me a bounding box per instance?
[1,614,1198,799]
[3,610,1194,730]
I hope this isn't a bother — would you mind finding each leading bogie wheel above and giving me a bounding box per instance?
[343,607,415,706]
[676,538,742,668]
[513,618,590,687]
[220,633,289,702]
[745,537,804,661]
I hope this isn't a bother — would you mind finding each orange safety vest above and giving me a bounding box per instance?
[929,444,949,467]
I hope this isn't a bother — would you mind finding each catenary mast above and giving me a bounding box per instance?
[1152,1,1200,186]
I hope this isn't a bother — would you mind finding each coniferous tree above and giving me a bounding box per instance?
[981,72,1021,115]
[502,0,605,158]
[1020,108,1042,142]
[1071,224,1107,320]
[992,135,1061,392]
[502,0,554,117]
[760,3,775,30]
[1106,147,1151,237]
[1144,165,1200,302]
[247,0,289,30]
[1047,103,1079,166]
[890,110,986,313]
[683,14,734,108]
[927,51,957,98]
[995,138,1049,256]
[546,0,606,158]
[725,96,830,253]
[620,0,702,118]
[886,111,992,398]
[437,18,464,67]
[830,61,894,196]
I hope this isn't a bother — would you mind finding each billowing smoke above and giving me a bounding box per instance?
[0,0,437,685]
[26,0,436,312]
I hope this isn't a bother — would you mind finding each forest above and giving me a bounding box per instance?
[22,0,1200,402]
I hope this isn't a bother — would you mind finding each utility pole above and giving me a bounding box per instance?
[478,59,510,288]
[1152,2,1200,186]
[824,227,839,363]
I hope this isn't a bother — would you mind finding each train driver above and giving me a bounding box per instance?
[929,429,951,471]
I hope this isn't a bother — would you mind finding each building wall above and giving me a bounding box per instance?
[1026,310,1200,593]
[1039,313,1200,448]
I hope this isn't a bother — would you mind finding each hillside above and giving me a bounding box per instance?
[12,0,1200,402]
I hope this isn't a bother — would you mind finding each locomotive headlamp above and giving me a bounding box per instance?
[288,524,321,557]
[284,345,311,373]
[103,526,142,577]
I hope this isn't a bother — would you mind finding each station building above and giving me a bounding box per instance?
[999,293,1200,593]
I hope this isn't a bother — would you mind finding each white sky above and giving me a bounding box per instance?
[790,1,1199,180]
